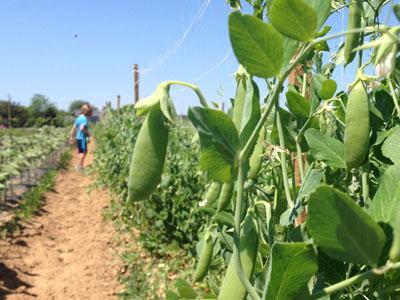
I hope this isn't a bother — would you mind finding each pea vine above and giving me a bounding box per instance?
[116,0,400,299]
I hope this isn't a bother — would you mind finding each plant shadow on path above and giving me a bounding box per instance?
[0,262,37,299]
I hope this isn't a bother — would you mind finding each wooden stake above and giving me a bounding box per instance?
[116,95,121,112]
[134,64,139,104]
[7,95,12,128]
[288,53,311,227]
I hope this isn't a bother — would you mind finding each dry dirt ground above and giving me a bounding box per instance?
[0,147,121,300]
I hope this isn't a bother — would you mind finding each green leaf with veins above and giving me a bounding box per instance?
[270,0,317,41]
[308,185,386,266]
[229,11,283,77]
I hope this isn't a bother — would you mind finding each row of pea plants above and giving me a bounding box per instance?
[123,0,400,299]
[92,104,211,249]
[92,104,213,297]
[0,126,68,202]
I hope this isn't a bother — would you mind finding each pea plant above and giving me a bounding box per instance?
[0,127,68,202]
[92,105,208,253]
[126,0,400,298]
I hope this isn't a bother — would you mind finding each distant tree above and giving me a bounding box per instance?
[28,94,60,127]
[0,99,29,127]
[29,94,54,115]
[68,100,88,114]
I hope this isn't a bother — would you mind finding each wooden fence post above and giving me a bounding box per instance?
[288,52,312,226]
[134,64,139,104]
[116,95,121,112]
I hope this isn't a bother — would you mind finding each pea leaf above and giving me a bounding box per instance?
[229,12,283,77]
[288,168,325,224]
[286,90,310,119]
[281,37,300,71]
[308,185,386,266]
[312,74,324,97]
[214,211,235,227]
[270,0,317,42]
[319,79,337,100]
[296,168,324,202]
[394,4,400,21]
[264,243,317,299]
[165,290,180,300]
[304,128,346,168]
[188,107,239,182]
[374,88,394,123]
[306,0,331,30]
[176,279,197,299]
[389,213,400,262]
[369,165,400,227]
[315,25,331,38]
[199,144,237,183]
[382,126,400,164]
[317,251,347,286]
[314,40,330,52]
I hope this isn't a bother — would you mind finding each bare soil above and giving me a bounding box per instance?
[0,147,121,300]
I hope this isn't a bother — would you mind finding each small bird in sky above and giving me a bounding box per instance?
[74,33,79,38]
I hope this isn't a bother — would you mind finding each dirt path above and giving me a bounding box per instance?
[0,147,120,299]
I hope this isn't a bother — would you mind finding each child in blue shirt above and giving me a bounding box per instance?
[69,104,93,171]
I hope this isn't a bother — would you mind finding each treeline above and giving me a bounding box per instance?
[0,95,95,128]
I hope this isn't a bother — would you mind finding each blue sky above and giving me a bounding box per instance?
[0,1,396,114]
[0,0,237,113]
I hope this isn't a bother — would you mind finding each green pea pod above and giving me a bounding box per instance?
[247,127,265,179]
[204,182,222,205]
[344,0,362,66]
[232,73,247,130]
[217,183,234,212]
[389,215,400,262]
[344,81,370,169]
[194,232,214,282]
[128,103,169,203]
[214,211,235,227]
[218,215,259,300]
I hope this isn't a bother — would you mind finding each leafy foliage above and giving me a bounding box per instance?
[93,1,400,299]
[92,105,208,251]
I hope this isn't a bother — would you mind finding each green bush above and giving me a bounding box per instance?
[92,105,207,253]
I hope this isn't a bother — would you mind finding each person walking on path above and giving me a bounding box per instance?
[69,103,93,171]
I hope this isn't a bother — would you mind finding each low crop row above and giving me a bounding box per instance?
[0,126,68,201]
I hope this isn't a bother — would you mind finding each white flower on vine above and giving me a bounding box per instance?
[263,143,289,163]
[199,199,208,207]
[376,51,396,78]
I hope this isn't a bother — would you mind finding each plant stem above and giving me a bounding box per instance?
[233,159,261,300]
[166,80,209,108]
[311,262,400,298]
[295,72,308,184]
[297,116,314,141]
[241,43,315,160]
[362,166,370,208]
[276,111,294,208]
[316,25,394,44]
[388,79,400,116]
[296,142,305,183]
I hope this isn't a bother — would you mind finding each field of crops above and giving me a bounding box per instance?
[91,1,400,299]
[1,0,400,299]
[0,126,68,203]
